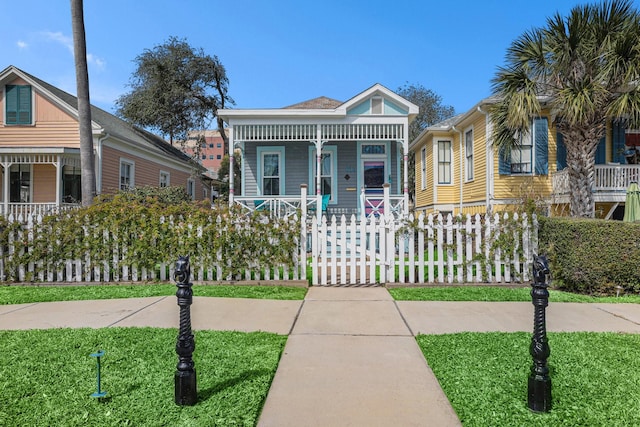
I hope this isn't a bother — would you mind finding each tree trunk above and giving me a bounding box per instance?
[71,0,96,206]
[561,124,603,218]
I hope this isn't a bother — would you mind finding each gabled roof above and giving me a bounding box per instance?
[284,96,342,109]
[218,83,419,122]
[0,65,197,167]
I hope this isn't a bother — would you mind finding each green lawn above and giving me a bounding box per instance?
[0,327,286,426]
[0,284,307,305]
[389,285,640,303]
[418,332,640,427]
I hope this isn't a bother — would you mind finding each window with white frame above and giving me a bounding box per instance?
[465,129,474,181]
[309,146,337,202]
[120,160,134,190]
[420,146,427,190]
[258,147,284,195]
[159,171,170,187]
[510,132,533,174]
[437,140,452,184]
[187,179,195,199]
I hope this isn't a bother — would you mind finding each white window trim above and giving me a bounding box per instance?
[256,146,285,196]
[436,139,453,185]
[465,127,474,182]
[511,126,535,175]
[187,178,195,200]
[119,159,135,190]
[308,146,338,203]
[371,96,383,114]
[159,171,170,187]
[420,146,427,190]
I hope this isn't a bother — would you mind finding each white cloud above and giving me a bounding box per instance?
[41,31,106,70]
[17,40,28,49]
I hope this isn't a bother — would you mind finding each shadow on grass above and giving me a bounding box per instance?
[197,369,273,403]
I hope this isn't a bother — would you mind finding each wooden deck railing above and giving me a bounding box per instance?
[552,165,640,196]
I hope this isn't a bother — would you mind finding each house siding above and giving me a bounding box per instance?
[33,164,56,203]
[244,140,400,211]
[101,145,204,198]
[0,77,80,147]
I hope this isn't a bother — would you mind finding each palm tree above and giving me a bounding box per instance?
[491,0,640,217]
[70,0,96,206]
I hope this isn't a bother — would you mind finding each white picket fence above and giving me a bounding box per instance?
[1,212,537,285]
[309,212,537,286]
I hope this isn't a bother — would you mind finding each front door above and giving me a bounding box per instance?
[361,159,386,216]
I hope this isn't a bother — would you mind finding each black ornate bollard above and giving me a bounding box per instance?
[528,254,552,412]
[174,255,197,406]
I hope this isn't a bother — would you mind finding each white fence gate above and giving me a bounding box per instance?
[309,212,537,286]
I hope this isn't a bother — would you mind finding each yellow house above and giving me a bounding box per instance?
[410,97,638,219]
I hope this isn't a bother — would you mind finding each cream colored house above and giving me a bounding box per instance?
[0,65,209,217]
[410,97,637,218]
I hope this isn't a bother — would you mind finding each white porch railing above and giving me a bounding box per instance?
[234,183,408,220]
[0,202,79,219]
[552,164,640,196]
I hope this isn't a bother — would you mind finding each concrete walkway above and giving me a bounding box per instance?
[3,287,640,426]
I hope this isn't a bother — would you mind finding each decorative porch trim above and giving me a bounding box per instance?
[233,123,404,142]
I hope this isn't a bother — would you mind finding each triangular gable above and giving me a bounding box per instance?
[340,83,418,118]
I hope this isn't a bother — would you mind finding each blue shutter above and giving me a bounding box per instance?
[498,146,511,174]
[534,117,548,174]
[595,136,606,164]
[5,85,31,125]
[17,86,31,124]
[612,120,626,164]
[5,85,18,124]
[556,132,567,170]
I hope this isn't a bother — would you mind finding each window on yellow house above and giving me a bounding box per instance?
[465,129,474,181]
[438,140,452,184]
[420,147,427,189]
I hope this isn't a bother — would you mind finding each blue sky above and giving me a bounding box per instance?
[4,0,639,116]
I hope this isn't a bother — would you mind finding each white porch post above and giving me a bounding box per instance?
[228,128,235,206]
[314,126,324,219]
[2,159,10,217]
[402,138,409,217]
[55,155,62,207]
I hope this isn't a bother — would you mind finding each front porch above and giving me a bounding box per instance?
[233,183,406,220]
[0,149,82,219]
[551,164,640,217]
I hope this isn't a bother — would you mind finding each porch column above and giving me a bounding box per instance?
[55,156,62,207]
[228,129,235,206]
[402,138,409,217]
[314,127,324,217]
[2,160,10,217]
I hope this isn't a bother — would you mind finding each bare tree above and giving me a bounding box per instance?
[70,0,96,206]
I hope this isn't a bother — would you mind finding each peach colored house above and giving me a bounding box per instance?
[0,65,209,217]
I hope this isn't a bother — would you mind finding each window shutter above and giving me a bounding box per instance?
[17,86,31,124]
[595,136,606,164]
[612,120,626,164]
[534,117,548,175]
[5,85,18,124]
[498,146,511,175]
[556,131,567,170]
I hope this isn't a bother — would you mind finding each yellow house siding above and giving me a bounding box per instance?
[492,113,556,204]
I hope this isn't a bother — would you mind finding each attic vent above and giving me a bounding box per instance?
[371,97,383,114]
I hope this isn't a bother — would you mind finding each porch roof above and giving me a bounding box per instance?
[218,83,419,122]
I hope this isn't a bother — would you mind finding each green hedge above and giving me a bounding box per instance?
[538,217,640,294]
